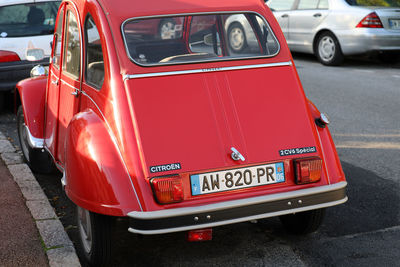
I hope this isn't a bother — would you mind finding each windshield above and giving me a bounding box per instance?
[345,0,400,7]
[122,13,280,66]
[0,1,60,38]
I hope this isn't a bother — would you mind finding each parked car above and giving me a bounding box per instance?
[266,0,400,65]
[16,0,347,265]
[225,14,280,54]
[0,0,60,107]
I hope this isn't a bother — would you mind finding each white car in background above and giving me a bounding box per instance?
[266,0,400,65]
[0,0,60,105]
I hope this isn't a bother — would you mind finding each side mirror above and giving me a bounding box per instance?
[26,48,45,61]
[30,65,48,78]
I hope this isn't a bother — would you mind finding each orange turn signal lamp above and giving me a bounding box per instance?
[151,175,184,204]
[294,157,322,184]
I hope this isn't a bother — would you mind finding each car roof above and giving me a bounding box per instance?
[0,0,60,7]
[95,0,268,21]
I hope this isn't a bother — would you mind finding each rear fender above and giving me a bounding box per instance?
[64,109,142,216]
[15,77,47,141]
[307,99,345,184]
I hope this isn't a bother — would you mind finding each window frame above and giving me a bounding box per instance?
[121,11,281,67]
[52,7,64,70]
[62,8,81,80]
[84,14,105,90]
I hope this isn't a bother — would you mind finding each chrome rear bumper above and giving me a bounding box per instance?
[128,181,347,235]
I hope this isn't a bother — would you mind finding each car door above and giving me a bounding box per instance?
[267,0,297,40]
[288,0,330,52]
[45,3,65,156]
[56,5,82,164]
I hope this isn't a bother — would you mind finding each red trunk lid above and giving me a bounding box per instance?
[127,65,321,177]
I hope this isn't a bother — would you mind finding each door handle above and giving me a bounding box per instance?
[313,13,322,17]
[51,79,58,86]
[71,89,79,97]
[281,14,289,18]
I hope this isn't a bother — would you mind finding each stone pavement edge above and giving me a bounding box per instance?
[0,130,81,267]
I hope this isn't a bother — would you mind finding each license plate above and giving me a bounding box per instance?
[389,19,400,29]
[190,162,285,196]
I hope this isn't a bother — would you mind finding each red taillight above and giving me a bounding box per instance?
[0,50,21,63]
[294,157,322,184]
[356,12,383,28]
[151,176,184,204]
[187,228,213,242]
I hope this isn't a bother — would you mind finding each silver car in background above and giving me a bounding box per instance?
[266,0,400,65]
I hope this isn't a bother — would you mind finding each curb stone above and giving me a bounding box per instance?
[0,130,81,267]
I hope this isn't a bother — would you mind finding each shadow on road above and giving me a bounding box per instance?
[32,159,400,266]
[292,52,400,69]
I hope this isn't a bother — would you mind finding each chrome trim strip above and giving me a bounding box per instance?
[128,181,346,220]
[61,170,66,189]
[121,11,281,67]
[25,125,45,148]
[60,79,80,91]
[315,125,331,184]
[124,61,292,80]
[80,91,143,211]
[128,197,348,235]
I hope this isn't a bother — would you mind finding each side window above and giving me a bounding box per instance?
[85,15,104,89]
[268,0,296,11]
[298,0,319,9]
[53,8,64,69]
[318,0,329,9]
[62,10,80,78]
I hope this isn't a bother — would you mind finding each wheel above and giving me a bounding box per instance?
[315,32,344,66]
[77,206,114,266]
[17,106,55,173]
[159,19,176,40]
[279,208,325,235]
[228,22,247,53]
[0,93,4,112]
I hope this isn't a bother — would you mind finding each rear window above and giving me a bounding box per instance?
[0,1,60,38]
[122,13,280,66]
[345,0,400,7]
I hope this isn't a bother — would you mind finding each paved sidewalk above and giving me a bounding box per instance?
[0,155,48,266]
[0,131,80,267]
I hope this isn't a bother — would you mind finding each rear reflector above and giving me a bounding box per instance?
[151,176,183,204]
[294,157,322,184]
[356,12,383,28]
[0,50,21,63]
[187,228,212,242]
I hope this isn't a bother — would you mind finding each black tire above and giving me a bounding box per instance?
[279,208,325,235]
[17,106,55,174]
[77,206,114,266]
[228,22,247,53]
[0,93,4,112]
[315,32,344,66]
[158,18,176,40]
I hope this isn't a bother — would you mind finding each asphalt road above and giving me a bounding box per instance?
[0,54,399,266]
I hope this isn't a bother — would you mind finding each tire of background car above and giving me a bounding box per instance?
[17,106,55,174]
[158,18,176,40]
[279,208,325,235]
[315,32,344,66]
[77,205,114,266]
[227,22,247,53]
